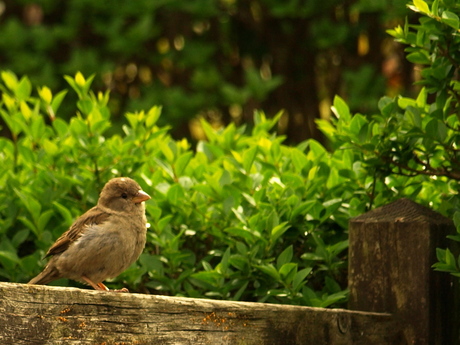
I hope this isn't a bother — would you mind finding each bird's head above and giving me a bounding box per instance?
[98,177,151,214]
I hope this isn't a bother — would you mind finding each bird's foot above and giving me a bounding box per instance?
[113,287,129,293]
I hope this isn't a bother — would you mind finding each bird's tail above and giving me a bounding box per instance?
[28,264,60,285]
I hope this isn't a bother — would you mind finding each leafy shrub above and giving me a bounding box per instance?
[0,71,359,307]
[317,0,460,278]
[2,0,458,309]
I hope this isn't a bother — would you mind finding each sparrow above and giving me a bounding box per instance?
[28,177,151,292]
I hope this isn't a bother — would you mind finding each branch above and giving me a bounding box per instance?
[381,155,460,180]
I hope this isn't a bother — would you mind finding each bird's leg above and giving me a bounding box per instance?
[97,282,110,291]
[98,282,129,292]
[81,276,109,291]
[81,275,129,292]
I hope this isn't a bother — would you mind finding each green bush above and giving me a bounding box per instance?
[0,71,359,306]
[317,0,460,278]
[2,0,459,308]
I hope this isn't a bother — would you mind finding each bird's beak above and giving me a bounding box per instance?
[132,190,151,203]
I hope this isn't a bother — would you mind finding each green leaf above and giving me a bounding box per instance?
[167,184,186,206]
[53,202,74,226]
[431,0,439,15]
[174,152,193,176]
[146,106,162,128]
[319,290,348,307]
[216,248,231,275]
[77,99,93,115]
[17,217,37,235]
[416,87,427,107]
[291,200,316,219]
[190,271,221,287]
[453,211,460,230]
[447,234,460,242]
[441,11,459,30]
[412,0,430,14]
[327,239,349,257]
[38,209,54,233]
[52,118,69,137]
[316,119,337,139]
[30,116,46,140]
[398,97,417,109]
[12,229,30,247]
[232,281,249,301]
[15,77,32,101]
[69,117,88,136]
[226,226,258,244]
[200,119,219,143]
[349,114,368,137]
[331,95,351,121]
[139,253,163,273]
[279,263,297,284]
[406,51,431,64]
[1,70,18,91]
[0,250,20,265]
[307,139,327,161]
[1,113,22,138]
[277,245,293,269]
[445,248,457,268]
[219,169,232,187]
[14,189,41,223]
[270,222,290,247]
[436,248,446,262]
[325,276,341,293]
[256,264,280,281]
[161,142,175,162]
[235,242,248,256]
[301,252,324,261]
[51,90,68,114]
[64,74,82,98]
[291,148,308,172]
[157,215,173,233]
[43,139,58,155]
[243,146,258,173]
[378,96,396,116]
[231,208,248,225]
[425,119,447,141]
[293,267,312,291]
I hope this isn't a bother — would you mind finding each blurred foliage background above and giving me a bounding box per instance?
[2,0,460,309]
[0,0,413,143]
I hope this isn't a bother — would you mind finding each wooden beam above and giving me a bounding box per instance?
[348,198,458,345]
[0,282,399,344]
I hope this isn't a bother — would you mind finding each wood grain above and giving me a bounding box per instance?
[0,282,399,345]
[349,198,458,345]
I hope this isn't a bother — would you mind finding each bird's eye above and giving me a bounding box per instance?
[121,193,128,199]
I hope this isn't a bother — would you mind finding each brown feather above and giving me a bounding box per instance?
[45,206,111,257]
[28,263,60,285]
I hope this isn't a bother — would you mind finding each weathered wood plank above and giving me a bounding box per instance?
[348,198,459,345]
[0,282,399,345]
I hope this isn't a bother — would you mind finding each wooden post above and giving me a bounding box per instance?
[348,198,459,345]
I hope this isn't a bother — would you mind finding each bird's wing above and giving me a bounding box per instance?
[45,206,111,257]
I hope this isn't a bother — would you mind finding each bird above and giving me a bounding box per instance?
[28,177,151,292]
